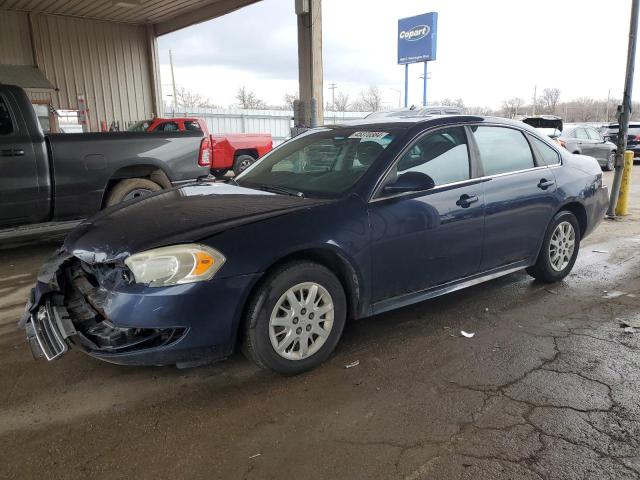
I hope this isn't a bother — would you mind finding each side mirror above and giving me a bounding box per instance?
[384,171,435,194]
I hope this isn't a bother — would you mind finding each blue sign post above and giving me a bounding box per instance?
[398,12,438,107]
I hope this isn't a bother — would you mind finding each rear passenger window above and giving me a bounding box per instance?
[473,126,535,176]
[587,128,602,141]
[576,128,589,140]
[530,136,561,165]
[0,97,14,135]
[396,126,471,185]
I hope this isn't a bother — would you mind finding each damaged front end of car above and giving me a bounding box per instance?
[21,249,187,363]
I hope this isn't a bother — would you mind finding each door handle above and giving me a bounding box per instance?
[537,179,555,190]
[456,194,479,208]
[0,149,25,157]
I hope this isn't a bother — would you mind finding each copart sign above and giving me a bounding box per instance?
[398,12,438,64]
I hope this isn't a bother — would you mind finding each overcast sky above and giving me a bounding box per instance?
[158,0,636,110]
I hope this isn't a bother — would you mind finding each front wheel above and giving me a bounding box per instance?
[527,211,581,283]
[242,261,347,375]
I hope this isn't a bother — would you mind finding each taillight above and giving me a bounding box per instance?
[633,135,640,141]
[558,139,567,149]
[198,137,212,167]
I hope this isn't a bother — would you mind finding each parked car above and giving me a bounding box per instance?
[0,84,213,241]
[129,117,273,176]
[406,105,465,116]
[22,115,608,374]
[366,106,464,119]
[366,108,414,119]
[600,122,640,163]
[519,115,563,140]
[558,124,617,171]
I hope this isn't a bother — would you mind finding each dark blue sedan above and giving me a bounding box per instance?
[22,115,608,374]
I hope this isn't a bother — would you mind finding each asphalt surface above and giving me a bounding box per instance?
[1,169,639,480]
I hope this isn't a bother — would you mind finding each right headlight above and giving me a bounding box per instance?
[124,244,225,287]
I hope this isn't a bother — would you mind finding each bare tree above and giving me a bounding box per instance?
[439,97,465,108]
[501,97,525,118]
[466,105,495,116]
[175,87,217,109]
[282,92,298,110]
[334,92,350,112]
[540,88,561,114]
[236,86,266,109]
[357,86,382,112]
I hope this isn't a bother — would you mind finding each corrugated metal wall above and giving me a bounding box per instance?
[0,10,33,65]
[30,13,155,131]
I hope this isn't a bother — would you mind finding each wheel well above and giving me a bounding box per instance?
[235,149,259,160]
[102,166,171,207]
[560,202,587,236]
[235,248,361,350]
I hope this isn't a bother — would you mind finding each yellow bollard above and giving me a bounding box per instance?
[615,151,634,216]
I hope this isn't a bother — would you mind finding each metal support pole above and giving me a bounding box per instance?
[422,62,428,106]
[607,0,639,217]
[169,49,178,113]
[404,64,409,108]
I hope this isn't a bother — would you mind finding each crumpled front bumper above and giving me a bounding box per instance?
[21,249,260,367]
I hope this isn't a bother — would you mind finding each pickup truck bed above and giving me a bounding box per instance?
[0,84,211,238]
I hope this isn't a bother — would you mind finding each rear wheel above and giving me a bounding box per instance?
[527,211,581,283]
[105,178,162,207]
[233,154,256,175]
[242,261,347,375]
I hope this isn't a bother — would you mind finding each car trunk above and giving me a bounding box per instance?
[520,116,563,137]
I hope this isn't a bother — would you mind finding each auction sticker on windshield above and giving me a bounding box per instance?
[348,131,389,139]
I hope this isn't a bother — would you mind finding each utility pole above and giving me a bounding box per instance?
[532,85,537,116]
[329,83,337,109]
[606,88,611,122]
[169,49,178,113]
[607,0,638,217]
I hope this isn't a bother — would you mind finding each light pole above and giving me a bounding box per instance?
[418,71,432,107]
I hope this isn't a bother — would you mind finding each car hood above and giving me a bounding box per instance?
[64,182,331,264]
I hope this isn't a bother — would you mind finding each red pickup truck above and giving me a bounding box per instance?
[129,117,273,177]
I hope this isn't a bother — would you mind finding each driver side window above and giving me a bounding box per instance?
[396,126,471,186]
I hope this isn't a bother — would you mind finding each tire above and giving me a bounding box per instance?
[233,154,257,176]
[105,178,162,207]
[603,152,615,171]
[526,210,581,283]
[212,169,229,179]
[242,261,347,375]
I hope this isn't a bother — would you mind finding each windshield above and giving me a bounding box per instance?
[128,120,152,132]
[235,127,401,198]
